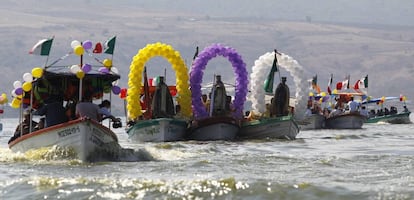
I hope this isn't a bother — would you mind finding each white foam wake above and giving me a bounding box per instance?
[248,51,308,120]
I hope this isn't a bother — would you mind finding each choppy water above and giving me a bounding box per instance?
[0,117,413,200]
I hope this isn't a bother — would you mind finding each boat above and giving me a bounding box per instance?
[7,37,124,162]
[298,113,325,130]
[187,44,248,141]
[325,112,366,129]
[239,115,299,140]
[241,50,308,140]
[9,118,121,161]
[125,43,192,142]
[362,96,411,124]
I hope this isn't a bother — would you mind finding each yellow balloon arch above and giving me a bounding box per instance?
[127,42,191,120]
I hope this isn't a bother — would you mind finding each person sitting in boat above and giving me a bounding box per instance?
[272,77,290,117]
[32,95,68,128]
[8,110,38,144]
[174,104,184,119]
[403,106,409,113]
[384,107,390,115]
[265,98,274,117]
[359,106,369,118]
[329,105,343,118]
[98,100,121,123]
[202,94,208,111]
[75,93,102,122]
[151,76,175,118]
[34,117,45,131]
[390,106,397,114]
[210,75,228,117]
[347,96,359,113]
[225,95,233,115]
[305,105,313,117]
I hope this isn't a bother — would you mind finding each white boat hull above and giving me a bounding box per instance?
[127,118,188,142]
[325,113,366,129]
[298,114,325,130]
[187,116,240,141]
[239,116,299,140]
[9,118,121,162]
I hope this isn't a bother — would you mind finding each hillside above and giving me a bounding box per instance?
[1,1,414,116]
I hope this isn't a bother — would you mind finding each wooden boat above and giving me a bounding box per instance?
[366,111,411,124]
[186,116,240,141]
[242,50,309,139]
[325,113,366,129]
[9,118,122,162]
[7,37,124,162]
[187,44,248,141]
[127,117,188,142]
[298,114,325,130]
[126,45,193,143]
[239,115,299,140]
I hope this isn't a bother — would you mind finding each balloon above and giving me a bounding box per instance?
[11,98,21,109]
[93,42,103,53]
[70,65,81,74]
[23,73,33,83]
[76,71,85,79]
[170,88,177,96]
[71,40,81,49]
[111,67,119,74]
[126,43,191,119]
[22,82,32,92]
[99,67,110,74]
[32,67,43,78]
[119,88,127,99]
[190,43,247,119]
[112,85,121,95]
[15,87,23,95]
[82,40,93,50]
[82,64,92,73]
[74,45,84,56]
[13,81,22,89]
[103,59,112,68]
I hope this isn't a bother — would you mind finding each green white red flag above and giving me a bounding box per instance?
[29,38,53,56]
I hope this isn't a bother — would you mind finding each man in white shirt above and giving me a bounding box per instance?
[347,97,359,113]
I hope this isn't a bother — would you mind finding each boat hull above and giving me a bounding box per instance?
[325,113,366,129]
[298,114,325,130]
[366,112,411,124]
[127,118,188,142]
[9,118,120,162]
[239,116,299,140]
[187,116,240,141]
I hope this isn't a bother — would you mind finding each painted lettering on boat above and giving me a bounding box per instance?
[92,127,104,138]
[57,126,80,137]
[89,135,104,147]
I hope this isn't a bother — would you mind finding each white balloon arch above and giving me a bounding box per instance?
[248,51,308,120]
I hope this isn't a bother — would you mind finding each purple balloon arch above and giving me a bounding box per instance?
[190,43,248,119]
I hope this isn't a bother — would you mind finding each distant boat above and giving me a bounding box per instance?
[362,96,411,124]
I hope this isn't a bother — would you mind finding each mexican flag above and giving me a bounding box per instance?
[104,36,116,54]
[29,38,53,56]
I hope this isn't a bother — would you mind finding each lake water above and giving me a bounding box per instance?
[0,117,413,200]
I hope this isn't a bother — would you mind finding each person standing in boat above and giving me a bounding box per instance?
[75,93,102,122]
[272,77,290,117]
[32,95,68,128]
[210,75,227,117]
[151,76,175,118]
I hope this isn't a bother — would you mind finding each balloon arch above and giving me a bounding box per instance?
[127,43,191,120]
[190,43,249,119]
